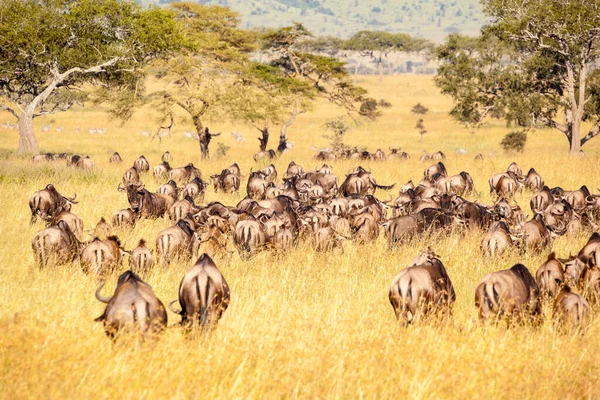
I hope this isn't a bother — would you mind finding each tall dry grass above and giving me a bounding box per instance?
[1,76,600,399]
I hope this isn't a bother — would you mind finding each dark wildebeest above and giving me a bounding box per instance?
[523,168,544,191]
[80,236,125,276]
[507,162,523,178]
[424,162,447,182]
[169,196,200,223]
[156,218,197,265]
[120,184,175,219]
[134,155,150,172]
[261,164,278,183]
[521,214,551,253]
[246,171,268,200]
[32,153,55,163]
[211,169,240,193]
[29,184,78,223]
[489,171,522,197]
[31,221,81,268]
[474,264,541,324]
[530,186,554,214]
[129,239,154,274]
[182,177,207,203]
[389,250,455,324]
[168,254,230,329]
[122,166,141,186]
[233,216,266,255]
[284,161,304,179]
[153,161,172,181]
[95,270,167,339]
[109,152,123,163]
[535,252,565,299]
[93,217,113,240]
[552,286,590,332]
[254,149,276,162]
[481,221,513,257]
[582,265,600,306]
[71,155,95,169]
[563,185,592,211]
[162,151,173,163]
[112,208,137,228]
[169,163,201,184]
[157,180,179,201]
[384,208,454,248]
[46,210,84,237]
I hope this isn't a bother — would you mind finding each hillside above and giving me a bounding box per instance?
[146,0,486,42]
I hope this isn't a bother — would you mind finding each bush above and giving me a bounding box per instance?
[378,99,392,108]
[500,131,527,152]
[215,142,230,158]
[411,103,429,115]
[323,117,351,153]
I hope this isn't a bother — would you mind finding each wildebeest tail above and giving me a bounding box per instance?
[196,271,211,326]
[484,282,500,314]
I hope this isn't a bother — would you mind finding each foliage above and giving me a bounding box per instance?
[215,142,231,157]
[500,130,527,152]
[411,103,429,115]
[323,116,351,152]
[416,118,427,141]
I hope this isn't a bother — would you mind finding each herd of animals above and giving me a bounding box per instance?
[27,149,600,338]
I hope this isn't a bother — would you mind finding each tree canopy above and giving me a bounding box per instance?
[436,0,600,153]
[0,0,181,153]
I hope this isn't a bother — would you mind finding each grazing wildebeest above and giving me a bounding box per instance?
[153,161,172,181]
[168,254,230,329]
[254,149,276,161]
[388,149,410,160]
[431,151,446,160]
[70,155,95,169]
[424,162,447,182]
[156,218,197,265]
[169,163,201,184]
[169,196,200,223]
[157,180,179,201]
[211,169,240,193]
[552,286,590,332]
[389,250,455,324]
[162,151,173,163]
[29,184,78,223]
[122,166,141,186]
[134,155,150,172]
[481,221,513,256]
[31,221,81,268]
[120,184,175,219]
[233,216,266,255]
[32,153,55,163]
[246,171,268,200]
[284,161,304,179]
[129,239,154,274]
[261,164,278,183]
[530,186,554,214]
[474,264,541,324]
[582,265,600,306]
[80,236,124,276]
[507,162,523,178]
[93,217,113,240]
[523,168,544,191]
[112,208,137,228]
[522,214,551,253]
[47,210,84,237]
[109,152,123,163]
[182,177,207,202]
[536,252,565,299]
[95,270,167,339]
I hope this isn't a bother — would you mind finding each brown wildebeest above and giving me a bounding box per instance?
[31,221,81,268]
[80,236,125,276]
[169,196,200,223]
[224,162,241,177]
[169,163,201,184]
[384,209,454,248]
[522,214,551,253]
[388,149,410,160]
[389,250,455,324]
[351,210,379,243]
[507,162,523,178]
[536,252,565,298]
[195,221,229,259]
[29,184,78,223]
[552,286,590,332]
[424,162,447,182]
[315,150,336,161]
[134,155,150,172]
[523,168,544,191]
[109,152,123,163]
[339,174,366,196]
[474,153,484,161]
[284,161,304,179]
[156,219,197,265]
[33,153,55,163]
[530,186,554,214]
[371,149,386,161]
[168,254,230,329]
[93,217,113,240]
[474,264,541,324]
[233,216,266,255]
[261,164,278,183]
[112,208,137,228]
[182,177,207,203]
[447,172,474,196]
[120,183,175,219]
[122,166,141,186]
[246,171,268,200]
[70,155,95,169]
[271,228,294,251]
[162,151,173,163]
[481,221,513,257]
[454,201,492,230]
[153,161,172,181]
[95,270,167,339]
[129,239,154,274]
[562,185,592,211]
[211,170,240,193]
[254,149,276,162]
[157,180,179,201]
[313,225,344,252]
[489,171,522,196]
[582,265,600,306]
[431,151,446,160]
[47,210,84,237]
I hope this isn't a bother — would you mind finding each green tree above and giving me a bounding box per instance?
[0,0,180,154]
[436,0,600,154]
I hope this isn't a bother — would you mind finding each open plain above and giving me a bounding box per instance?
[1,76,600,399]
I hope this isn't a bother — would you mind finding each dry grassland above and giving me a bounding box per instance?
[1,76,600,399]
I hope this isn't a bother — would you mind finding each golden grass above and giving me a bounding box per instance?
[1,75,600,399]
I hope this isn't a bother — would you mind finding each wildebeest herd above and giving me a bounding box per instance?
[28,151,600,338]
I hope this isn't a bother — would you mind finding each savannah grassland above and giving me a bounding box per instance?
[1,75,600,399]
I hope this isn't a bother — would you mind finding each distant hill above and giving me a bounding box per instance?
[145,0,486,43]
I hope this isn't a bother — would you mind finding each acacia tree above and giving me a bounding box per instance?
[259,24,380,151]
[0,0,180,154]
[436,0,600,154]
[152,3,256,159]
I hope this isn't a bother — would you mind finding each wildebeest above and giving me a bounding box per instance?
[80,236,125,276]
[47,210,84,237]
[122,166,141,186]
[112,208,137,228]
[181,177,207,202]
[233,216,266,255]
[169,196,200,223]
[93,217,113,240]
[507,162,523,178]
[246,171,268,200]
[120,184,175,219]
[211,169,240,193]
[521,214,551,253]
[29,184,78,223]
[474,264,541,323]
[134,155,150,172]
[70,155,95,169]
[284,161,304,179]
[535,252,565,299]
[153,161,172,181]
[424,162,447,182]
[109,152,123,163]
[254,149,276,161]
[156,218,197,265]
[95,270,167,339]
[157,180,179,201]
[31,220,81,268]
[582,265,600,306]
[32,153,55,163]
[552,286,590,332]
[481,221,513,256]
[129,239,154,274]
[169,163,201,184]
[523,168,544,191]
[389,250,455,324]
[162,151,173,162]
[168,254,230,329]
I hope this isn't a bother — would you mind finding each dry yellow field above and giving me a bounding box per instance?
[1,75,600,399]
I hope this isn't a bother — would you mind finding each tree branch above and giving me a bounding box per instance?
[581,123,600,146]
[0,104,19,120]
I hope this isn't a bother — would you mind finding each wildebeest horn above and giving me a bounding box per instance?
[168,299,182,314]
[117,183,125,192]
[95,283,111,303]
[65,193,78,203]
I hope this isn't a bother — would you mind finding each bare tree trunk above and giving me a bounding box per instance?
[378,57,383,85]
[18,107,38,154]
[278,101,303,153]
[258,127,269,151]
[354,62,359,84]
